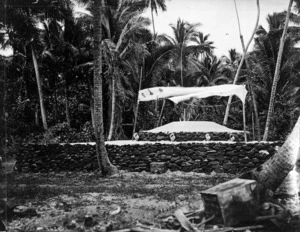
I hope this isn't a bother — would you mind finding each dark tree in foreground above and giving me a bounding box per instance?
[93,0,117,176]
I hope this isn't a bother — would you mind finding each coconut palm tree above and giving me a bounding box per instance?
[93,0,117,175]
[101,0,151,140]
[37,0,94,128]
[251,10,300,140]
[263,0,293,141]
[157,18,201,87]
[2,1,49,130]
[141,0,167,36]
[223,0,260,127]
[190,32,215,60]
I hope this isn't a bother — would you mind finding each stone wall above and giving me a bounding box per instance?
[138,132,245,142]
[15,141,282,174]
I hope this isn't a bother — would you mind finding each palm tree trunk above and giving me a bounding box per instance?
[254,116,300,191]
[63,74,71,128]
[93,0,117,176]
[151,10,156,35]
[133,67,143,137]
[0,59,7,159]
[35,104,39,127]
[180,45,184,86]
[263,0,293,141]
[253,117,300,230]
[108,75,116,141]
[240,36,261,141]
[31,45,48,130]
[87,76,95,128]
[276,170,300,216]
[252,113,255,140]
[223,0,260,126]
[53,89,58,123]
[157,98,166,127]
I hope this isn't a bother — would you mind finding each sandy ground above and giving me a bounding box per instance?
[2,169,233,232]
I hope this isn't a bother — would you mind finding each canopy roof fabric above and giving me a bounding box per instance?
[138,84,248,104]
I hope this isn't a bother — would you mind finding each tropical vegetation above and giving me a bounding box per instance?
[1,0,300,155]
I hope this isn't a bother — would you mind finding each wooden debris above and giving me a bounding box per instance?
[202,225,264,232]
[200,178,259,226]
[174,209,201,232]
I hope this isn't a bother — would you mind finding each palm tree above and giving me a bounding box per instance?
[157,18,201,86]
[2,1,49,130]
[263,0,293,141]
[38,0,94,128]
[230,0,261,141]
[141,0,167,36]
[250,9,300,140]
[223,0,260,126]
[190,32,215,60]
[101,0,151,140]
[250,116,300,220]
[93,0,117,176]
[31,44,48,130]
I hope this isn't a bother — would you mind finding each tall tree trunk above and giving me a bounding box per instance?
[35,104,39,127]
[151,9,156,36]
[63,74,71,128]
[108,75,116,141]
[93,0,117,176]
[0,59,6,159]
[87,76,95,128]
[240,34,261,141]
[263,0,293,141]
[253,117,300,231]
[254,116,300,191]
[157,98,166,127]
[31,45,48,130]
[53,88,58,123]
[180,45,184,87]
[223,0,260,126]
[133,67,143,137]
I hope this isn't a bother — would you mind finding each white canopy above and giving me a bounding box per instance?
[138,84,248,104]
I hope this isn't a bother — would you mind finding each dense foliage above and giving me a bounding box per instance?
[1,0,300,145]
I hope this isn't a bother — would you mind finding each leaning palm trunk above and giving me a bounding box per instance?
[276,170,300,216]
[254,117,300,227]
[107,75,116,141]
[93,0,117,176]
[255,116,300,192]
[223,0,260,126]
[263,0,293,141]
[31,45,48,130]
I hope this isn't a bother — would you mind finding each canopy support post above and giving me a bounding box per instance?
[132,67,143,139]
[243,102,247,142]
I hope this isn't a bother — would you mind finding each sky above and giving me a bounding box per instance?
[142,0,291,57]
[0,0,293,58]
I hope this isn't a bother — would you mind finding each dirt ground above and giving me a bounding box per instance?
[1,161,235,232]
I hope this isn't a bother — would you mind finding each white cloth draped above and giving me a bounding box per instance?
[138,84,248,104]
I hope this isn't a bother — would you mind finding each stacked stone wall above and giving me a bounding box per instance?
[15,142,282,174]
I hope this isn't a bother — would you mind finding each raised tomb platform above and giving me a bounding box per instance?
[138,121,246,142]
[14,121,280,174]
